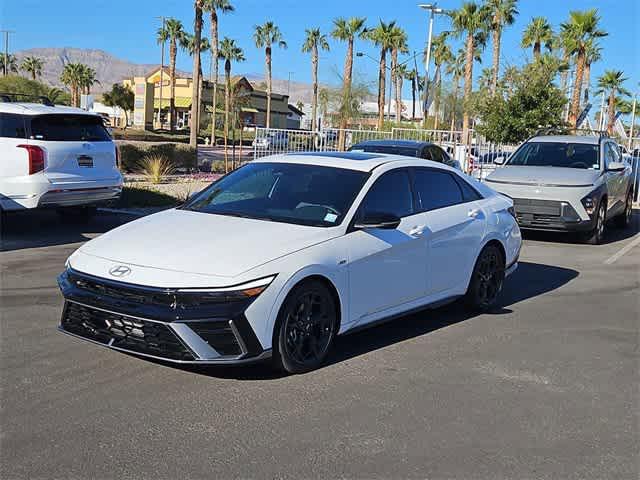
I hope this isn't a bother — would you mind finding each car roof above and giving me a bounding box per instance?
[252,152,447,172]
[528,135,600,145]
[350,139,434,149]
[0,102,99,116]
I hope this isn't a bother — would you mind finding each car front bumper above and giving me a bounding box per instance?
[57,269,269,365]
[511,198,595,232]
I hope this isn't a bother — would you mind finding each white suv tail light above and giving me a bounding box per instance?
[17,144,45,175]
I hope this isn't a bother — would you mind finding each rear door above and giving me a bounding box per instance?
[412,168,486,294]
[28,114,119,184]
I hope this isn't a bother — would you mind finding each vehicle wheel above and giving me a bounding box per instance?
[273,280,338,374]
[582,201,606,244]
[465,244,505,312]
[57,206,96,224]
[614,190,633,229]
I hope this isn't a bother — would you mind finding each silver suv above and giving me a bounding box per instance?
[486,134,634,244]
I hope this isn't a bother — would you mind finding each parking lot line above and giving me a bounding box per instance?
[604,234,640,265]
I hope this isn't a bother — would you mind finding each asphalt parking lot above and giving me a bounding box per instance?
[1,209,638,479]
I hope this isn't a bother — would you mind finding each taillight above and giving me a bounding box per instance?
[17,145,45,175]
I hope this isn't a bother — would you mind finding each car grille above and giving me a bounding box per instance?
[62,302,195,361]
[512,198,580,225]
[188,321,243,356]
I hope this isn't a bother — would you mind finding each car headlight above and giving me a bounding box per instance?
[581,195,596,215]
[175,275,276,306]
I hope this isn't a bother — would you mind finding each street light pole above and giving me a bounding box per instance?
[1,30,15,76]
[628,94,637,150]
[419,4,443,128]
[156,16,166,130]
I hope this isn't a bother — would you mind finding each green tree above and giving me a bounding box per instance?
[204,0,234,140]
[60,62,86,106]
[20,56,44,80]
[157,18,186,131]
[318,87,330,126]
[183,33,211,130]
[390,25,409,124]
[302,28,330,132]
[487,0,518,93]
[405,68,419,120]
[253,21,287,129]
[218,37,245,171]
[0,75,70,105]
[582,39,602,105]
[103,83,135,128]
[331,16,367,149]
[0,54,18,75]
[367,20,397,130]
[560,9,607,127]
[473,60,567,143]
[597,70,630,134]
[189,0,206,146]
[445,49,467,133]
[450,1,491,144]
[430,32,453,129]
[79,65,99,95]
[521,16,553,58]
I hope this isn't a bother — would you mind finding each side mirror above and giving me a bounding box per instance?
[493,155,506,165]
[354,212,401,230]
[607,161,626,172]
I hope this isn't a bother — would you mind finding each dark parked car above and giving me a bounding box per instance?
[349,140,462,170]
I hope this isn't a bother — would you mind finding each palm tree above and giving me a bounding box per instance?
[597,70,630,134]
[204,0,234,141]
[183,33,211,132]
[0,54,18,75]
[430,33,453,129]
[331,16,367,149]
[582,39,602,105]
[60,62,86,107]
[253,22,287,129]
[390,26,408,124]
[561,9,607,127]
[445,49,466,134]
[405,68,418,120]
[318,87,330,127]
[450,1,490,146]
[302,28,330,132]
[367,20,397,130]
[189,0,206,147]
[487,0,518,94]
[521,17,553,58]
[394,64,409,122]
[79,65,99,95]
[157,18,186,131]
[218,37,245,172]
[21,56,44,80]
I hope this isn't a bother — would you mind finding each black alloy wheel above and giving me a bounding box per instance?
[465,244,505,312]
[275,280,337,374]
[614,191,633,229]
[584,202,606,244]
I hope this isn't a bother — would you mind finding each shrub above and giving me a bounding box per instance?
[117,141,197,173]
[138,155,175,184]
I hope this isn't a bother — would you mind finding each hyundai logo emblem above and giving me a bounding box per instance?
[109,265,131,277]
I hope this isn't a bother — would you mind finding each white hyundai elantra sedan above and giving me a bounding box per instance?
[58,152,521,373]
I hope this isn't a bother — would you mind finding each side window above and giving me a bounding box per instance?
[428,147,444,163]
[604,143,619,169]
[420,147,432,160]
[413,169,464,211]
[455,175,483,202]
[359,169,413,218]
[0,113,27,139]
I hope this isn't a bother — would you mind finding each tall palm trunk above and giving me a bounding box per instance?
[462,34,474,154]
[560,51,570,94]
[411,75,416,120]
[533,42,541,58]
[169,39,177,131]
[395,71,403,123]
[197,64,204,131]
[311,44,319,132]
[450,75,460,138]
[224,60,231,172]
[570,50,585,127]
[391,48,400,123]
[210,10,219,142]
[491,23,501,94]
[265,46,272,128]
[189,0,203,147]
[377,48,386,130]
[606,90,616,134]
[583,62,591,106]
[338,38,354,151]
[433,65,441,130]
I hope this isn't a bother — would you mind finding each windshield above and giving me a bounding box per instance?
[183,162,369,227]
[350,145,419,157]
[508,142,599,169]
[30,114,112,142]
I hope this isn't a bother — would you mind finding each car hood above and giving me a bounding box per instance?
[79,209,333,278]
[487,166,601,187]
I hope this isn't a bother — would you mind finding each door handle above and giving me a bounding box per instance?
[468,208,481,219]
[409,225,425,237]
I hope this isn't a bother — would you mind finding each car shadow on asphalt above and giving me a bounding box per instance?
[170,261,579,381]
[522,208,639,245]
[0,210,135,252]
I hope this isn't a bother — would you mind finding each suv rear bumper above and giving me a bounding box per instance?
[38,185,122,208]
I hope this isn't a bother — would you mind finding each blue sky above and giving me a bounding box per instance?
[2,0,638,94]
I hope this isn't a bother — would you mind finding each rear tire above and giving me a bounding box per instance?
[582,201,606,244]
[464,244,505,312]
[57,206,96,224]
[614,190,633,229]
[273,280,338,374]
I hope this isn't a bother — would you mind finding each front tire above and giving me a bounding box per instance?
[273,280,338,374]
[582,201,606,244]
[465,244,505,312]
[614,190,633,229]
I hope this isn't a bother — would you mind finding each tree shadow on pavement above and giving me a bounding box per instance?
[175,261,578,381]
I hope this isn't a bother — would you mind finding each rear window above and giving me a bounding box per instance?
[0,113,27,138]
[29,114,111,142]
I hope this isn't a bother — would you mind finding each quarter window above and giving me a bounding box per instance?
[0,113,27,138]
[413,169,464,211]
[360,169,413,218]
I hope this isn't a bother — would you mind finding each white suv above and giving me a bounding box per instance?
[0,101,123,217]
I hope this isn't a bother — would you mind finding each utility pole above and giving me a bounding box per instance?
[418,4,443,128]
[156,16,166,130]
[599,91,606,131]
[1,30,15,76]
